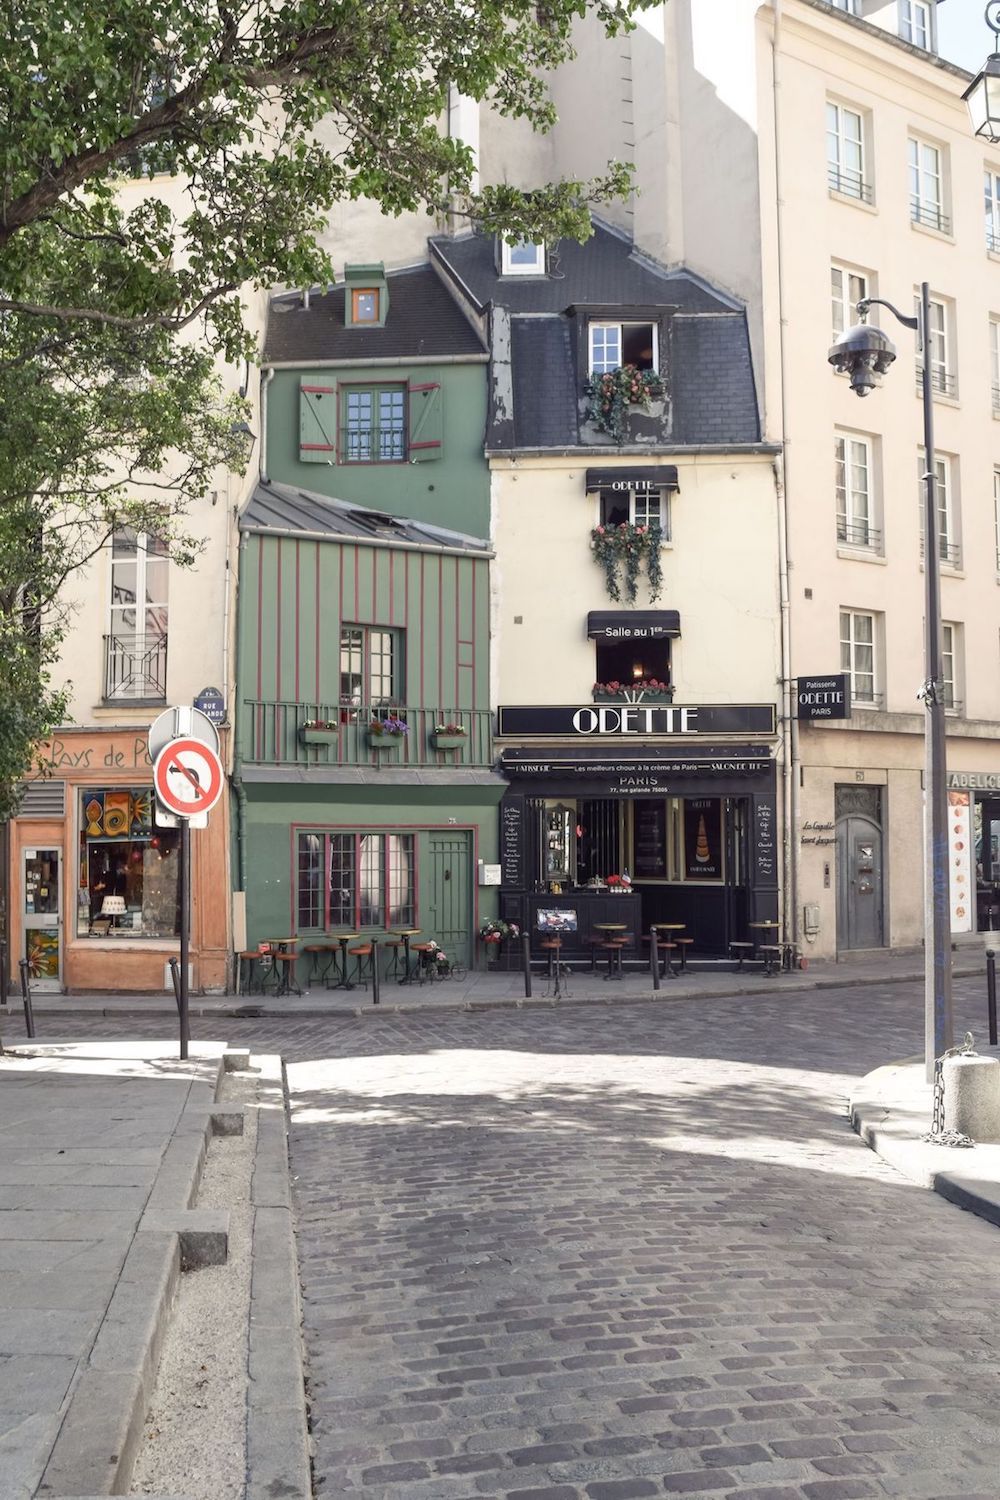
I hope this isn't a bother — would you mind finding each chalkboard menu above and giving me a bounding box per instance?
[501,797,525,888]
[754,798,776,883]
[634,800,667,878]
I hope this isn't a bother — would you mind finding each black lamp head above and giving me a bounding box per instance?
[828,321,897,398]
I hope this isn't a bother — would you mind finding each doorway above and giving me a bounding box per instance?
[22,845,63,990]
[425,832,472,966]
[836,785,885,951]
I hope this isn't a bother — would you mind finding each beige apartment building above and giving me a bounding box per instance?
[547,0,1000,960]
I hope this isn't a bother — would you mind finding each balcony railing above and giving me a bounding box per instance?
[910,199,951,235]
[827,166,873,204]
[919,534,962,568]
[103,634,167,702]
[837,519,881,549]
[241,701,494,767]
[916,365,957,398]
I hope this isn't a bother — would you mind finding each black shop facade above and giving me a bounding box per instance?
[497,703,779,958]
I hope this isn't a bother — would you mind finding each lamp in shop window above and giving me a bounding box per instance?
[100,894,126,928]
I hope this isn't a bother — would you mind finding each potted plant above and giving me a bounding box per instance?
[590,521,664,603]
[368,714,409,752]
[431,721,468,750]
[583,363,666,446]
[299,718,338,745]
[592,678,673,704]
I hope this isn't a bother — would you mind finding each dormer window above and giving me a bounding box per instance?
[589,322,658,375]
[501,238,546,276]
[352,288,380,323]
[899,0,931,50]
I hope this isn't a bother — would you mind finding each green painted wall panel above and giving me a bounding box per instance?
[266,364,490,536]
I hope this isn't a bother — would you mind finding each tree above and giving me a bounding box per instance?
[0,0,648,809]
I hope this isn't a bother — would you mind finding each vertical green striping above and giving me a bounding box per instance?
[373,545,392,628]
[405,550,422,705]
[354,545,376,627]
[317,539,342,702]
[277,535,301,700]
[437,552,457,712]
[473,555,490,705]
[236,535,261,753]
[456,556,475,710]
[259,536,280,701]
[297,540,319,703]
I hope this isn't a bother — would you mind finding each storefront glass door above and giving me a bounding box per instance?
[23,846,62,989]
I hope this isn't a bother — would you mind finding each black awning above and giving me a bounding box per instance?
[585,465,679,492]
[587,610,680,640]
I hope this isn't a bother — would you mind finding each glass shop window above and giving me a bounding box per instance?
[78,787,180,937]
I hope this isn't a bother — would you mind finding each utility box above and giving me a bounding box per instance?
[803,902,820,936]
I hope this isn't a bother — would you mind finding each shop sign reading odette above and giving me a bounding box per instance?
[148,706,222,828]
[496,704,777,737]
[795,675,851,721]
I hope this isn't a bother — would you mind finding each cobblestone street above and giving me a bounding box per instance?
[41,979,1000,1498]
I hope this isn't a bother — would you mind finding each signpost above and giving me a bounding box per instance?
[148,708,224,1060]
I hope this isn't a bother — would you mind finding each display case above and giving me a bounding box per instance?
[543,803,575,886]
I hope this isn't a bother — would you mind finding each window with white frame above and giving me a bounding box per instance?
[831,264,870,342]
[830,0,860,12]
[991,318,1000,413]
[917,450,959,567]
[941,622,960,711]
[984,168,1000,252]
[598,485,671,540]
[840,609,879,706]
[588,322,658,375]
[835,432,877,549]
[500,238,545,276]
[827,101,870,201]
[916,295,955,396]
[909,136,949,233]
[106,530,169,701]
[899,0,931,49]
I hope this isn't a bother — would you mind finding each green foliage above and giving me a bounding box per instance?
[590,521,663,604]
[583,364,666,445]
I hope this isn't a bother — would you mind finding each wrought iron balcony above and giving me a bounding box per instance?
[910,199,951,235]
[241,701,494,767]
[103,634,167,702]
[827,166,873,204]
[837,519,882,549]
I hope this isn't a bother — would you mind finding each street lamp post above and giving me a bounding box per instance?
[828,284,953,1082]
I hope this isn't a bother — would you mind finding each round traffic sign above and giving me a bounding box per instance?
[148,706,221,762]
[153,738,224,818]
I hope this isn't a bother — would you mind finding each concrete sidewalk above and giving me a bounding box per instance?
[2,941,996,1021]
[0,1040,308,1500]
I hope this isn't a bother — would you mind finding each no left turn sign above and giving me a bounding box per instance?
[153,737,224,819]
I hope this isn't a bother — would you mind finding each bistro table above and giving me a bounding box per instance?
[388,928,422,984]
[326,931,361,991]
[593,922,629,980]
[649,921,686,978]
[263,937,301,996]
[748,921,783,974]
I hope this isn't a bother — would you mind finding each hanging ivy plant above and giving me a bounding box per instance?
[589,522,664,604]
[583,364,666,446]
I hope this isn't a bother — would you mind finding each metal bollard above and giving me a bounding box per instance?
[522,932,532,999]
[371,938,380,1006]
[18,959,35,1039]
[988,949,998,1048]
[649,926,661,992]
[168,957,182,1019]
[0,937,7,1010]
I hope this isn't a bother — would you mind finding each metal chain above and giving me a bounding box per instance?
[922,1032,976,1148]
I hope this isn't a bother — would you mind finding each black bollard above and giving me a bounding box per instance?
[522,931,532,999]
[18,959,35,1039]
[168,957,182,1019]
[371,938,380,1006]
[0,937,7,1010]
[988,949,997,1047]
[649,926,661,991]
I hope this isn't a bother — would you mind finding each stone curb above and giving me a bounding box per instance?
[247,1054,311,1500]
[37,1058,229,1497]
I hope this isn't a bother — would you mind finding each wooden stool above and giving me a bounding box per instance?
[674,937,694,972]
[382,940,405,980]
[303,944,335,987]
[730,941,754,971]
[601,939,627,981]
[236,951,261,995]
[539,938,570,996]
[348,943,374,989]
[272,951,301,997]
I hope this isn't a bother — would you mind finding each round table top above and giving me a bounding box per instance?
[327,931,361,941]
[265,937,298,945]
[594,922,627,931]
[749,921,780,929]
[389,928,422,937]
[652,922,686,931]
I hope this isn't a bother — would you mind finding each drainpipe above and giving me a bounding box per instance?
[259,368,275,484]
[770,0,799,957]
[232,530,249,898]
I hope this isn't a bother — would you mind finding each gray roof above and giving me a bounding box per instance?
[240,480,491,553]
[431,220,742,316]
[262,264,488,365]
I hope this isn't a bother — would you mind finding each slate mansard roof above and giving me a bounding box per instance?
[431,220,762,451]
[262,263,488,366]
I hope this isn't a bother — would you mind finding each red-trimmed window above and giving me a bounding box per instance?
[297,831,415,931]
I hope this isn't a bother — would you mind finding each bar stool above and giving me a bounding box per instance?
[410,942,436,985]
[729,940,754,971]
[272,950,302,997]
[348,942,375,990]
[585,935,605,972]
[236,950,261,995]
[642,934,677,978]
[601,938,627,981]
[674,937,694,972]
[539,937,570,997]
[382,939,405,981]
[303,943,335,988]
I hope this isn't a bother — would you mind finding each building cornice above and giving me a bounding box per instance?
[794,0,972,86]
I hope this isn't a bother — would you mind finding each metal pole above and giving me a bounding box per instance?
[371,937,380,1006]
[522,931,532,999]
[168,956,182,1019]
[649,926,661,991]
[988,949,997,1047]
[179,820,190,1060]
[0,937,7,1010]
[920,281,954,1080]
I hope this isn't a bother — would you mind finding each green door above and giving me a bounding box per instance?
[425,832,472,966]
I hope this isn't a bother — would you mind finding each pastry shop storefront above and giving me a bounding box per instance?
[9,727,229,992]
[496,703,781,959]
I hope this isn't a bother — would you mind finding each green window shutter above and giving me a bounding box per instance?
[300,381,337,462]
[408,382,443,462]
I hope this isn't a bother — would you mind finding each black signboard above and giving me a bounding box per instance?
[500,798,525,888]
[193,685,226,724]
[684,798,723,880]
[634,800,667,877]
[586,611,680,641]
[754,797,777,884]
[585,466,679,492]
[796,674,851,721]
[497,704,777,738]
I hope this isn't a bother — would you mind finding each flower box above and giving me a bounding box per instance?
[299,725,338,745]
[592,689,673,705]
[368,731,404,753]
[432,732,467,750]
